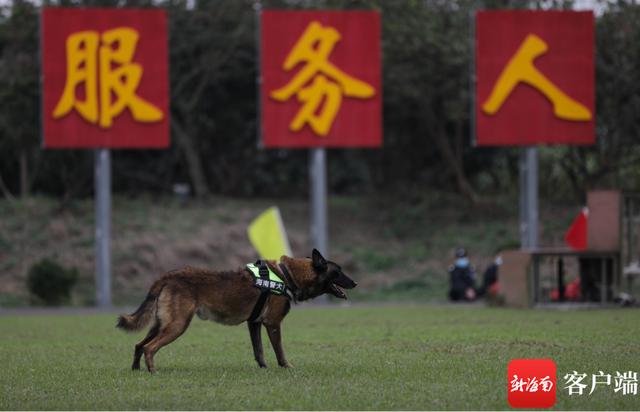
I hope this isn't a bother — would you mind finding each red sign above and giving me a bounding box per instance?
[476,11,594,146]
[261,10,381,148]
[42,8,169,148]
[508,359,557,408]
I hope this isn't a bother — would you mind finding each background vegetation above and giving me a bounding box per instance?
[1,0,639,304]
[1,0,640,203]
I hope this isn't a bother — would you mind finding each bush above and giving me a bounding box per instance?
[26,258,78,306]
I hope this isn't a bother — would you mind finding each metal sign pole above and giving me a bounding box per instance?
[526,146,539,249]
[310,148,328,257]
[254,0,263,149]
[520,146,539,249]
[95,148,112,307]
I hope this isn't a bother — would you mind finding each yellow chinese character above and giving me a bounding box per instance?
[53,31,99,123]
[482,34,591,121]
[53,28,163,128]
[270,21,375,136]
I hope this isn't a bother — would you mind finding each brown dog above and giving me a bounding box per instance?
[117,249,356,372]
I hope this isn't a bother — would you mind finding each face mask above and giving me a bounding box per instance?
[495,256,503,266]
[455,257,469,268]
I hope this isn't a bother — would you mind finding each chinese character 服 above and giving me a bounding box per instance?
[614,371,638,395]
[564,371,588,396]
[270,21,375,136]
[53,28,163,128]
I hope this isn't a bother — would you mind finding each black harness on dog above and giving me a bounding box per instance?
[246,260,298,323]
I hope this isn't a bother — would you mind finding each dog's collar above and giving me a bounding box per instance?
[277,262,302,303]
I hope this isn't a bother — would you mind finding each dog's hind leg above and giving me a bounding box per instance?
[143,313,193,373]
[247,321,267,368]
[132,323,159,370]
[265,323,292,368]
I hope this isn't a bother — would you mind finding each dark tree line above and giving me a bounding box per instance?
[1,0,639,203]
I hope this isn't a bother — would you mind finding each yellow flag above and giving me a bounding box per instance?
[248,206,292,260]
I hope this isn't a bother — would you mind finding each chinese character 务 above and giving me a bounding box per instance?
[270,21,375,136]
[482,34,591,121]
[53,28,164,128]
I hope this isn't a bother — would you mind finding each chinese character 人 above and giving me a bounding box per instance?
[482,34,591,121]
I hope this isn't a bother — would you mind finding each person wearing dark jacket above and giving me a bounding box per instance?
[477,254,502,297]
[448,247,477,301]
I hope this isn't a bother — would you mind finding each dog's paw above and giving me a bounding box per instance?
[279,362,293,369]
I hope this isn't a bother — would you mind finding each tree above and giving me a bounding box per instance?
[0,0,40,198]
[553,1,640,198]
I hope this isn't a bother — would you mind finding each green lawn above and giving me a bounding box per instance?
[1,305,639,410]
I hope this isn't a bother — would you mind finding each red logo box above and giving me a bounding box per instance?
[261,10,381,148]
[42,8,169,148]
[476,10,594,146]
[508,359,557,408]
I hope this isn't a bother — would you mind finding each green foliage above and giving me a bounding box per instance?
[350,270,449,302]
[0,1,639,201]
[26,258,78,306]
[352,247,399,271]
[1,307,640,409]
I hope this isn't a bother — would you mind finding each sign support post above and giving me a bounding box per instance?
[310,148,328,256]
[95,148,112,307]
[519,147,539,249]
[475,11,593,250]
[260,10,381,269]
[42,8,170,308]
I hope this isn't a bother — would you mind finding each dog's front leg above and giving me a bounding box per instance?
[247,321,267,368]
[265,323,292,368]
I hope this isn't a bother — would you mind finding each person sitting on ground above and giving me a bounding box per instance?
[477,253,502,298]
[448,247,477,301]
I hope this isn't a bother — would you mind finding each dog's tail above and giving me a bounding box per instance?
[116,280,165,332]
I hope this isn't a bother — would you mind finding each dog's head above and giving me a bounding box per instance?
[280,249,357,301]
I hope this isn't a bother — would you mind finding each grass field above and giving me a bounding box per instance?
[1,305,639,410]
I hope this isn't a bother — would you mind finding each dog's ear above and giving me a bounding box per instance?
[311,248,327,272]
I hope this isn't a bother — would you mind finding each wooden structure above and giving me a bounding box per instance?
[499,190,623,307]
